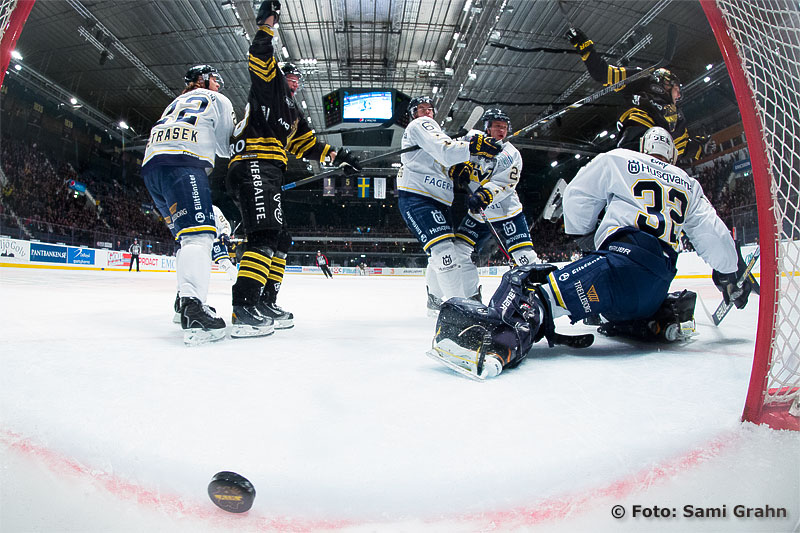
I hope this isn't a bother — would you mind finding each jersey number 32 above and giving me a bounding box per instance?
[632,180,689,246]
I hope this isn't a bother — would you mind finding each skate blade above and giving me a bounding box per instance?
[173,312,181,324]
[230,324,275,338]
[273,319,294,329]
[183,328,226,346]
[426,308,440,318]
[425,347,486,382]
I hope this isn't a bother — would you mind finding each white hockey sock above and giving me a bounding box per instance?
[178,234,214,302]
[426,259,443,299]
[540,284,570,318]
[429,240,466,301]
[454,240,480,297]
[174,247,182,294]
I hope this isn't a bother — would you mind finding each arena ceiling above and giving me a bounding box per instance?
[11,0,730,155]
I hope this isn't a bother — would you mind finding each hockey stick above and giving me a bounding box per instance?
[510,23,677,139]
[281,106,485,191]
[709,247,760,326]
[479,208,515,266]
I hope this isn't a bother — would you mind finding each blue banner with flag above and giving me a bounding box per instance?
[358,177,371,198]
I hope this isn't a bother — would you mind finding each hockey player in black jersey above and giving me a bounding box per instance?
[566,27,710,162]
[226,1,361,337]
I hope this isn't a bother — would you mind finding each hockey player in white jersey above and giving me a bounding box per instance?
[427,127,753,380]
[397,96,503,311]
[142,64,236,346]
[452,108,539,300]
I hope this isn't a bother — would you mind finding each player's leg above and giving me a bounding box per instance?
[454,214,482,301]
[157,166,226,346]
[257,229,294,329]
[497,213,539,266]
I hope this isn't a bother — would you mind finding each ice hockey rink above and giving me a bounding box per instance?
[1,266,798,533]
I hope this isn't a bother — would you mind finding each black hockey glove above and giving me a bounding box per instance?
[448,161,476,189]
[256,0,281,25]
[712,245,753,310]
[468,134,502,158]
[467,187,493,213]
[333,148,362,175]
[566,27,593,55]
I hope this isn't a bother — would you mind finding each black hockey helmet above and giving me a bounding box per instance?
[184,64,224,90]
[481,107,512,133]
[408,96,435,119]
[281,62,304,81]
[652,68,680,89]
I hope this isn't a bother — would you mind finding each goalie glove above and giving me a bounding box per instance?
[565,27,594,58]
[712,245,753,310]
[256,0,281,26]
[448,161,476,189]
[468,134,503,158]
[467,187,493,213]
[333,148,362,175]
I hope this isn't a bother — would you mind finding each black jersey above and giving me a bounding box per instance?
[229,25,331,170]
[581,48,700,160]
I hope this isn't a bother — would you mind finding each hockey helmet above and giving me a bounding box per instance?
[652,68,680,89]
[640,126,677,164]
[184,64,224,90]
[281,62,304,82]
[481,108,512,133]
[408,96,435,119]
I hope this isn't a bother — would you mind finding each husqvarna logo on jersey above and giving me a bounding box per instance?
[442,254,452,266]
[432,210,446,225]
[628,160,641,174]
[503,221,516,236]
[464,218,476,228]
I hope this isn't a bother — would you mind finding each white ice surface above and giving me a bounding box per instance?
[1,268,798,532]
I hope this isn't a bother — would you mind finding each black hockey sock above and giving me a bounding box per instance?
[233,248,272,306]
[263,253,286,304]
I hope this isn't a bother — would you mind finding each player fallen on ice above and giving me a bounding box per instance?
[427,127,754,380]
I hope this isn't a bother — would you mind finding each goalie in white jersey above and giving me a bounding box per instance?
[142,65,236,346]
[452,108,539,300]
[397,96,503,308]
[427,127,754,380]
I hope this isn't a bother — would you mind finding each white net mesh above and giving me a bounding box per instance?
[0,0,18,43]
[714,0,800,411]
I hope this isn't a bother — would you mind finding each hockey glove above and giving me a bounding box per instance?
[712,248,753,310]
[468,134,503,158]
[448,161,476,189]
[467,187,493,213]
[256,0,281,25]
[219,258,238,281]
[333,148,362,175]
[566,27,594,56]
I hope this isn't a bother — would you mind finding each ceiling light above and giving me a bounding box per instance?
[119,121,128,130]
[598,130,608,137]
[432,86,439,94]
[70,97,78,105]
[11,50,22,60]
[453,32,460,41]
[468,70,477,80]
[550,161,558,167]
[463,0,472,12]
[706,63,713,70]
[444,49,452,61]
[13,64,21,71]
[301,100,307,109]
[575,154,581,159]
[704,76,711,83]
[444,67,454,76]
[609,133,616,139]
[282,46,289,58]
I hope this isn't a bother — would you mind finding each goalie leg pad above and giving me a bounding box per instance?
[598,290,697,342]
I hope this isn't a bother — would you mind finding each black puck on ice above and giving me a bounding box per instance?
[207,471,256,513]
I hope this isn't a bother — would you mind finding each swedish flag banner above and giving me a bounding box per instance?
[374,177,386,199]
[358,177,370,198]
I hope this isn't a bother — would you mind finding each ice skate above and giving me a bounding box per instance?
[426,287,443,317]
[180,297,226,346]
[173,292,182,324]
[426,337,503,381]
[231,305,274,338]
[256,301,294,329]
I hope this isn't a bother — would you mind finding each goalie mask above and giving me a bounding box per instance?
[408,96,435,119]
[640,126,677,164]
[481,108,512,134]
[184,64,224,90]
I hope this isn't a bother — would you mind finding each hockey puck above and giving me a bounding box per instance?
[207,471,256,513]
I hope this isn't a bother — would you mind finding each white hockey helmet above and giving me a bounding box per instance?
[640,126,677,164]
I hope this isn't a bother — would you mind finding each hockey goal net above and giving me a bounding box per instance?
[703,0,800,431]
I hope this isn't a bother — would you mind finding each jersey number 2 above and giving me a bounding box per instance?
[632,180,688,245]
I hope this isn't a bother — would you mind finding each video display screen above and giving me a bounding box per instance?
[342,91,393,122]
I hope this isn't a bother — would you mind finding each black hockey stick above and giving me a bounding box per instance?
[709,247,760,326]
[479,208,515,267]
[510,23,677,139]
[281,106,485,191]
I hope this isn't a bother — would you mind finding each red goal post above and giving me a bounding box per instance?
[0,0,35,88]
[702,0,800,431]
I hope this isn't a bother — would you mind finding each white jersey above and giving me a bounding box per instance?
[143,88,236,170]
[212,205,231,236]
[462,130,524,222]
[397,116,471,205]
[563,148,738,273]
